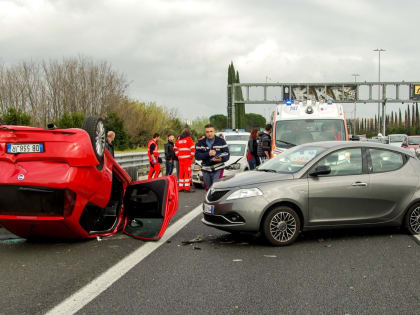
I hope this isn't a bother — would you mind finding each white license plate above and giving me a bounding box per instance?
[7,143,44,154]
[203,203,214,214]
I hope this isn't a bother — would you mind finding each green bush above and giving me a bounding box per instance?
[1,107,31,126]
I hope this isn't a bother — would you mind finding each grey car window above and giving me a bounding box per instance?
[259,145,327,173]
[316,148,363,176]
[369,149,404,173]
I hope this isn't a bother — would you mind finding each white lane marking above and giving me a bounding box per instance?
[46,204,203,315]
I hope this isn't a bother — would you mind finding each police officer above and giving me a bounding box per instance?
[195,124,230,191]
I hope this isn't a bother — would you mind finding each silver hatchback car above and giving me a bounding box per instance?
[202,141,420,246]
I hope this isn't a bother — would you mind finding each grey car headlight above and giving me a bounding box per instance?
[226,163,241,170]
[226,188,263,200]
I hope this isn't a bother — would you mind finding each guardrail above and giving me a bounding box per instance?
[114,151,167,179]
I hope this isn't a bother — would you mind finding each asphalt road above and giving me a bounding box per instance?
[1,189,419,315]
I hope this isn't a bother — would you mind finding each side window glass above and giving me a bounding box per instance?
[316,148,363,176]
[369,149,404,173]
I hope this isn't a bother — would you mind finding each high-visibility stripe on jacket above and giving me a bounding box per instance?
[195,136,230,171]
[147,139,159,164]
[174,136,195,160]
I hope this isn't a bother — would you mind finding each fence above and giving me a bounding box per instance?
[114,151,166,180]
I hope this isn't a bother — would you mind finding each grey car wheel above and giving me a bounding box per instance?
[262,206,300,246]
[405,204,420,235]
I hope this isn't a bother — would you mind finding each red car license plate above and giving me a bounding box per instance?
[7,143,44,154]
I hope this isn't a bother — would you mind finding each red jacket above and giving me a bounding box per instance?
[174,137,195,161]
[147,139,159,164]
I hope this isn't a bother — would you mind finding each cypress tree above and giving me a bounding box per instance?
[235,71,246,129]
[399,109,402,127]
[416,102,419,128]
[407,106,411,128]
[227,63,233,128]
[412,104,416,128]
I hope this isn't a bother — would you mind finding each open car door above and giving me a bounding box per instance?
[123,176,178,240]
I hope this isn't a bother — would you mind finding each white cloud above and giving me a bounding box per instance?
[1,0,420,121]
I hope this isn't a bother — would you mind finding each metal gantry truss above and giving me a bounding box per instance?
[227,81,420,135]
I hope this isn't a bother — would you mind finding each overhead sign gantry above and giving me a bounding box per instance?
[227,81,420,135]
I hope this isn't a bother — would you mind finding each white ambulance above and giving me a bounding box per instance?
[271,100,349,156]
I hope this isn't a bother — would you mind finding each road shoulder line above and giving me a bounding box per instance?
[45,204,203,315]
[413,234,420,245]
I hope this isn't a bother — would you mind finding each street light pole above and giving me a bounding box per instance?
[374,48,385,133]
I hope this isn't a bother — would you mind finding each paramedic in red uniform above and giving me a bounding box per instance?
[147,133,161,179]
[174,129,195,192]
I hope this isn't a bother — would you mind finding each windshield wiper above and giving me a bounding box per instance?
[257,169,278,173]
[276,140,296,147]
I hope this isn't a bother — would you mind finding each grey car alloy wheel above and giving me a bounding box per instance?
[263,206,300,246]
[409,206,420,234]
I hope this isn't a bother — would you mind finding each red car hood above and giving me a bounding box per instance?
[0,125,99,167]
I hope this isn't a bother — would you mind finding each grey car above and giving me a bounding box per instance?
[202,141,420,246]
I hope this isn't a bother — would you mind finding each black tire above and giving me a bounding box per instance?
[405,203,420,235]
[82,116,105,170]
[262,206,300,246]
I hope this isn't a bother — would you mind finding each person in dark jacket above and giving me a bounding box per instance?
[257,124,272,163]
[247,128,260,170]
[164,134,176,175]
[195,124,230,191]
[105,131,115,157]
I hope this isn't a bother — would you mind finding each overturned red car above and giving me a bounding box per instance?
[0,117,178,240]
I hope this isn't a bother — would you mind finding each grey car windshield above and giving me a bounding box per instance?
[225,135,249,141]
[258,145,327,173]
[275,119,346,148]
[228,143,246,156]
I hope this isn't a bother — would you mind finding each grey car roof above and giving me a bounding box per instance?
[300,141,416,158]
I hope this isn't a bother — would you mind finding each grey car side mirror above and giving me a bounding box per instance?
[309,165,331,177]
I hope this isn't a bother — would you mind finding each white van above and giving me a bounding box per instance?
[271,100,349,156]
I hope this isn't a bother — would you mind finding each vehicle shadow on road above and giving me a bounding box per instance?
[184,226,409,248]
[298,226,408,244]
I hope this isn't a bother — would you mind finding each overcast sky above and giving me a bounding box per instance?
[1,0,420,121]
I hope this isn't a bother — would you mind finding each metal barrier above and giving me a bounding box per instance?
[114,151,166,179]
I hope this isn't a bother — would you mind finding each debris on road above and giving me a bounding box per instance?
[182,235,204,245]
[232,259,243,262]
[193,246,201,250]
[263,255,277,258]
[96,236,102,242]
[220,240,235,244]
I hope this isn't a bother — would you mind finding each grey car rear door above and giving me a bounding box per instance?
[307,147,371,225]
[366,148,417,221]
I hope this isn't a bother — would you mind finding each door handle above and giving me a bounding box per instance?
[351,182,367,187]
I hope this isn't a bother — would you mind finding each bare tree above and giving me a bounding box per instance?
[0,56,129,126]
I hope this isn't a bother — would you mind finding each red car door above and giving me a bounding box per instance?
[123,176,178,240]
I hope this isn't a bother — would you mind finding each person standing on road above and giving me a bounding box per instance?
[147,133,161,179]
[174,129,195,192]
[105,131,115,157]
[195,124,230,191]
[247,128,260,170]
[257,124,273,163]
[164,134,176,176]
